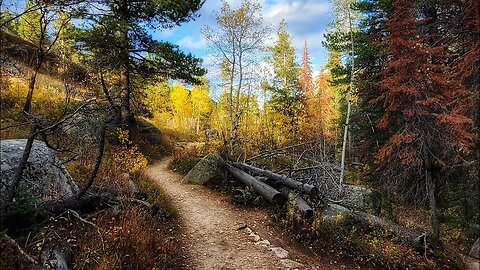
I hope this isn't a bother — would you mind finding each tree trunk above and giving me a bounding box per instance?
[339,5,356,186]
[76,121,107,199]
[100,72,115,108]
[23,63,41,113]
[2,192,115,232]
[227,165,286,205]
[122,68,131,128]
[427,171,440,244]
[6,126,37,203]
[423,146,440,244]
[235,163,319,196]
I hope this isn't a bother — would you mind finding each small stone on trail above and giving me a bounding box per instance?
[249,233,261,242]
[245,227,253,234]
[236,223,248,230]
[270,247,289,259]
[256,240,270,247]
[280,259,305,269]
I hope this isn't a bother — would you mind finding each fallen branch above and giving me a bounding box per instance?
[2,234,38,265]
[245,140,320,162]
[130,198,153,209]
[68,209,97,227]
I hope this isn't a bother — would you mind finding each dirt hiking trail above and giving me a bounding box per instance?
[146,157,367,270]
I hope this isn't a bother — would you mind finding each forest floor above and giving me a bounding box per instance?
[145,157,371,270]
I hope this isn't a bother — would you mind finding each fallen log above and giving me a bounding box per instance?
[280,187,314,219]
[234,163,319,197]
[227,165,286,205]
[2,192,117,231]
[322,203,424,246]
[39,192,117,215]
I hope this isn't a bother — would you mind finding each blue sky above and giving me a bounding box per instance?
[2,0,333,81]
[154,0,333,78]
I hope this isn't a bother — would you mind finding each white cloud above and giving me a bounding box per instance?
[263,0,331,26]
[176,36,207,50]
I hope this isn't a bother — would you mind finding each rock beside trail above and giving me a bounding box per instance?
[321,203,351,223]
[470,238,480,259]
[280,259,306,270]
[270,247,289,259]
[342,184,380,214]
[184,154,226,185]
[136,118,164,145]
[0,139,79,203]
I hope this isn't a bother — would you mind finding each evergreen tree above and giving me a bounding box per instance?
[374,0,474,243]
[77,0,206,132]
[267,20,302,142]
[299,40,313,99]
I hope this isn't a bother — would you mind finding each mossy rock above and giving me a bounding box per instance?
[184,154,226,185]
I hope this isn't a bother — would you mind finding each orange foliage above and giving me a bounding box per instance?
[373,0,475,196]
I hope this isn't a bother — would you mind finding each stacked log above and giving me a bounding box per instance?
[234,163,319,197]
[227,163,315,217]
[227,165,287,205]
[280,187,314,219]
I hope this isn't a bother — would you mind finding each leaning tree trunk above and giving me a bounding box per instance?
[76,121,107,199]
[6,126,37,203]
[24,54,43,113]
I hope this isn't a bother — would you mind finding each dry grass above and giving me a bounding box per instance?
[274,215,453,270]
[168,146,202,175]
[1,154,186,270]
[0,72,188,269]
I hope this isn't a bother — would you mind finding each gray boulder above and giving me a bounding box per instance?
[137,118,163,144]
[341,184,380,214]
[321,203,352,223]
[1,139,79,203]
[470,238,480,259]
[184,154,226,185]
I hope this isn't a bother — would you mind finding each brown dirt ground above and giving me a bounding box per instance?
[145,157,371,270]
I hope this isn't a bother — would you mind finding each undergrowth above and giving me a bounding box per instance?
[168,146,202,175]
[0,73,186,269]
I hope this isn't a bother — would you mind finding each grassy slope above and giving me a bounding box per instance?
[0,34,187,269]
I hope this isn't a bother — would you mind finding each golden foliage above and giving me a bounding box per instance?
[112,129,148,173]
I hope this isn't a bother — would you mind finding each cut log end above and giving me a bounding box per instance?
[272,193,287,206]
[302,209,314,219]
[310,187,319,197]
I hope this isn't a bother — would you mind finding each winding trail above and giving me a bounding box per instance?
[145,157,366,270]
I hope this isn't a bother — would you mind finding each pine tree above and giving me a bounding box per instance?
[269,20,298,90]
[299,40,313,99]
[78,0,205,133]
[374,0,474,243]
[267,20,302,142]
